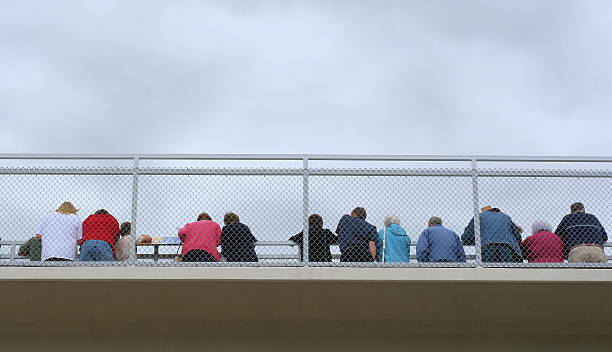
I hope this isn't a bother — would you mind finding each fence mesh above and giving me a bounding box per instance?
[0,163,610,267]
[477,169,612,267]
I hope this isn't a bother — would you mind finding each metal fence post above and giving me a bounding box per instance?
[471,159,482,266]
[302,157,309,266]
[130,156,140,265]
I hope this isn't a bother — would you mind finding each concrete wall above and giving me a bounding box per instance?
[1,267,611,350]
[1,334,611,352]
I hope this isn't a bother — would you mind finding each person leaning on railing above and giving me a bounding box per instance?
[115,222,133,262]
[416,216,466,263]
[289,214,338,262]
[555,202,608,263]
[79,209,120,261]
[520,220,563,263]
[18,236,42,261]
[177,212,222,262]
[220,212,258,262]
[461,206,523,263]
[376,215,410,263]
[336,207,377,262]
[36,202,82,262]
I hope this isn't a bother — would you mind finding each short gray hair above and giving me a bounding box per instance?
[383,215,400,228]
[428,216,443,226]
[531,220,552,234]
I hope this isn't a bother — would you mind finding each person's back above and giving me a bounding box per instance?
[556,203,607,262]
[221,221,258,262]
[80,211,120,261]
[38,211,82,261]
[178,219,222,261]
[18,236,42,261]
[556,213,607,251]
[82,213,120,247]
[377,223,410,262]
[290,226,337,262]
[522,231,564,263]
[336,209,377,262]
[462,207,522,262]
[417,219,465,262]
[115,235,132,261]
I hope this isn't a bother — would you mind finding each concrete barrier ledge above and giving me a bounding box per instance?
[1,266,612,282]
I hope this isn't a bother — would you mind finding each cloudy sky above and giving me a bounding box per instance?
[1,0,612,156]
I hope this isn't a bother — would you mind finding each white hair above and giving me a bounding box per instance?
[383,215,400,228]
[531,220,552,234]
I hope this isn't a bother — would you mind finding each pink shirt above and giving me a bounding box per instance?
[521,231,564,263]
[178,220,222,261]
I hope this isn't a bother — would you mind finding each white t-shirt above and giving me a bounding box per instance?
[37,212,82,261]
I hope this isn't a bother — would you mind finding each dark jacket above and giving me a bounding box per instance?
[555,213,607,258]
[221,222,258,262]
[335,214,377,252]
[290,226,338,262]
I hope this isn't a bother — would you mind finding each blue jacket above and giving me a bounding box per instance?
[417,225,466,262]
[336,215,377,252]
[462,211,523,258]
[376,224,410,262]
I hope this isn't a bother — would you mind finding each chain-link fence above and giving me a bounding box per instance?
[0,155,610,267]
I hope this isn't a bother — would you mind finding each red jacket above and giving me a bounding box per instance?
[81,214,120,254]
[521,231,564,263]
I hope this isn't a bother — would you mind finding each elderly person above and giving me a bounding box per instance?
[376,215,410,262]
[555,202,607,263]
[520,220,564,263]
[220,212,258,262]
[336,207,378,262]
[178,212,222,262]
[462,205,523,262]
[417,216,466,262]
[36,202,82,261]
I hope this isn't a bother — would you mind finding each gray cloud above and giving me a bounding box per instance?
[1,0,612,155]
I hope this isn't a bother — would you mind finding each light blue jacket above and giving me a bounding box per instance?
[376,224,410,262]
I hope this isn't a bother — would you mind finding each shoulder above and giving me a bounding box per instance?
[585,213,601,221]
[338,214,352,223]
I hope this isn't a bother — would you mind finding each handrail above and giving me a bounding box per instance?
[2,153,612,162]
[2,240,610,261]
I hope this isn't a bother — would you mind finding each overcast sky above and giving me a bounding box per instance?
[1,0,612,156]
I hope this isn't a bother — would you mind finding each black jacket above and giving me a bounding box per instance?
[555,213,607,257]
[221,223,258,262]
[290,227,338,262]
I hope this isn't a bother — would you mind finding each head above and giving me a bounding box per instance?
[94,209,109,215]
[308,214,323,228]
[531,220,552,234]
[383,215,400,228]
[570,202,585,214]
[120,222,132,236]
[224,212,240,225]
[197,212,212,221]
[490,208,501,213]
[351,207,367,220]
[480,205,493,213]
[56,202,78,215]
[428,216,443,227]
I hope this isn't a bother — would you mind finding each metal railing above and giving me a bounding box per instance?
[1,154,611,268]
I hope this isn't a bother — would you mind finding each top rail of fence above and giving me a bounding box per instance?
[1,154,612,162]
